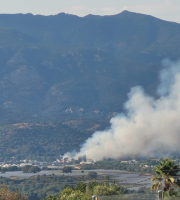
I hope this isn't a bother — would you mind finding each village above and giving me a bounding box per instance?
[0,156,160,172]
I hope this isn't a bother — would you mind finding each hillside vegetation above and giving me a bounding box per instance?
[0,11,180,158]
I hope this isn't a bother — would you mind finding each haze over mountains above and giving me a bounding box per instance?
[0,11,180,159]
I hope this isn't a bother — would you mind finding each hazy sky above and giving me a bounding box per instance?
[0,0,180,23]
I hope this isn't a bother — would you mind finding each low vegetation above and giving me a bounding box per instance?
[0,174,85,200]
[80,160,153,173]
[42,181,124,200]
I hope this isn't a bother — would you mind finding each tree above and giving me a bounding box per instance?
[151,158,180,191]
[1,168,7,173]
[61,167,73,173]
[22,165,32,173]
[75,182,86,193]
[41,195,58,200]
[8,166,19,171]
[87,171,97,179]
[59,187,84,200]
[93,185,121,196]
[22,165,41,173]
[29,166,41,173]
[0,187,28,200]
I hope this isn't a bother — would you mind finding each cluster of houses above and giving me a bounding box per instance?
[121,159,138,164]
[56,155,95,165]
[0,160,48,168]
[0,158,160,170]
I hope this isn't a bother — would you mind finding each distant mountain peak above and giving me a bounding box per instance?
[120,10,130,14]
[111,10,144,18]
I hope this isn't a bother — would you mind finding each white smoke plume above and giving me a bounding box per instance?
[66,59,180,161]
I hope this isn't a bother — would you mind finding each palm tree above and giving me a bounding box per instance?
[151,158,180,191]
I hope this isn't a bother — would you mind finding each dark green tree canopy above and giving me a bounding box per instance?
[61,166,73,173]
[22,165,41,173]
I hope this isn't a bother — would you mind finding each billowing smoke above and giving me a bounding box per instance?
[66,59,180,161]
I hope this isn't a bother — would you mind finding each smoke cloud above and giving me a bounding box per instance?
[66,59,180,161]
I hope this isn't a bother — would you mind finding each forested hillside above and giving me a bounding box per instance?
[0,11,180,158]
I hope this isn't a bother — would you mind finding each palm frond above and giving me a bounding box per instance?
[151,182,161,191]
[166,178,175,184]
[151,176,163,182]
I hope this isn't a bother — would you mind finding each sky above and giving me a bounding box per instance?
[0,0,180,23]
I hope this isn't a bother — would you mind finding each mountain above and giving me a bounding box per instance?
[0,11,180,59]
[0,11,180,159]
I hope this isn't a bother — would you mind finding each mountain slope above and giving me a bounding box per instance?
[0,11,179,158]
[1,11,179,121]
